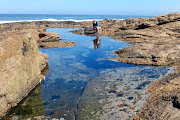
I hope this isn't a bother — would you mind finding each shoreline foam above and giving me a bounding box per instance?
[0,18,126,24]
[0,19,102,24]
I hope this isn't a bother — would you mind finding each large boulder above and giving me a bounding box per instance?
[0,29,47,116]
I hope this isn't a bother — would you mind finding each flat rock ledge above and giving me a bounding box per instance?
[115,44,180,66]
[39,41,76,48]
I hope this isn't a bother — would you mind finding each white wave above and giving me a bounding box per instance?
[0,18,106,24]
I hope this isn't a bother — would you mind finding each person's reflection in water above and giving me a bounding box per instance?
[93,37,101,50]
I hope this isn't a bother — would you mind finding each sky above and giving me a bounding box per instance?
[0,0,180,15]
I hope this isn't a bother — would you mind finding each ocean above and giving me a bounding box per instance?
[0,14,152,24]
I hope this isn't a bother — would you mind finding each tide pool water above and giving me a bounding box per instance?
[9,28,172,120]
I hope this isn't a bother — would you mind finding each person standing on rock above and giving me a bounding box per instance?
[93,20,101,33]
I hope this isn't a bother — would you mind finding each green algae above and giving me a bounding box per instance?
[76,100,105,120]
[10,84,45,120]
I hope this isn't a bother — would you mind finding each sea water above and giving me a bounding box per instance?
[0,14,152,24]
[7,28,173,120]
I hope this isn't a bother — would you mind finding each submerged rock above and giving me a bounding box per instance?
[76,66,171,120]
[6,84,45,120]
[134,70,180,120]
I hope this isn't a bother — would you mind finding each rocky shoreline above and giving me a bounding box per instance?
[133,67,180,119]
[71,12,180,119]
[0,12,179,119]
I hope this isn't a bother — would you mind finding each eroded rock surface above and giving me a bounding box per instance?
[0,30,47,116]
[39,41,76,48]
[115,44,180,66]
[71,12,180,66]
[70,12,180,120]
[38,32,61,42]
[134,70,180,120]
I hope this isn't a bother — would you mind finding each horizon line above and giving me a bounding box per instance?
[0,13,156,17]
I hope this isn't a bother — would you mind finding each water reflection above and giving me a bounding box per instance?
[93,37,101,50]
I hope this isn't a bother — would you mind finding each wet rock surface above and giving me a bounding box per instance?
[76,67,172,120]
[133,91,180,120]
[133,71,180,120]
[6,84,45,120]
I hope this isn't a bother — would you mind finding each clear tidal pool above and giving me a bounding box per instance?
[9,28,173,120]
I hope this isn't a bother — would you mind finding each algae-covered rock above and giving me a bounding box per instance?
[9,84,45,120]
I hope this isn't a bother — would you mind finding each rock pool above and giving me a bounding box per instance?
[9,28,173,120]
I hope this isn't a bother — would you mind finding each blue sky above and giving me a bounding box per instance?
[1,0,180,15]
